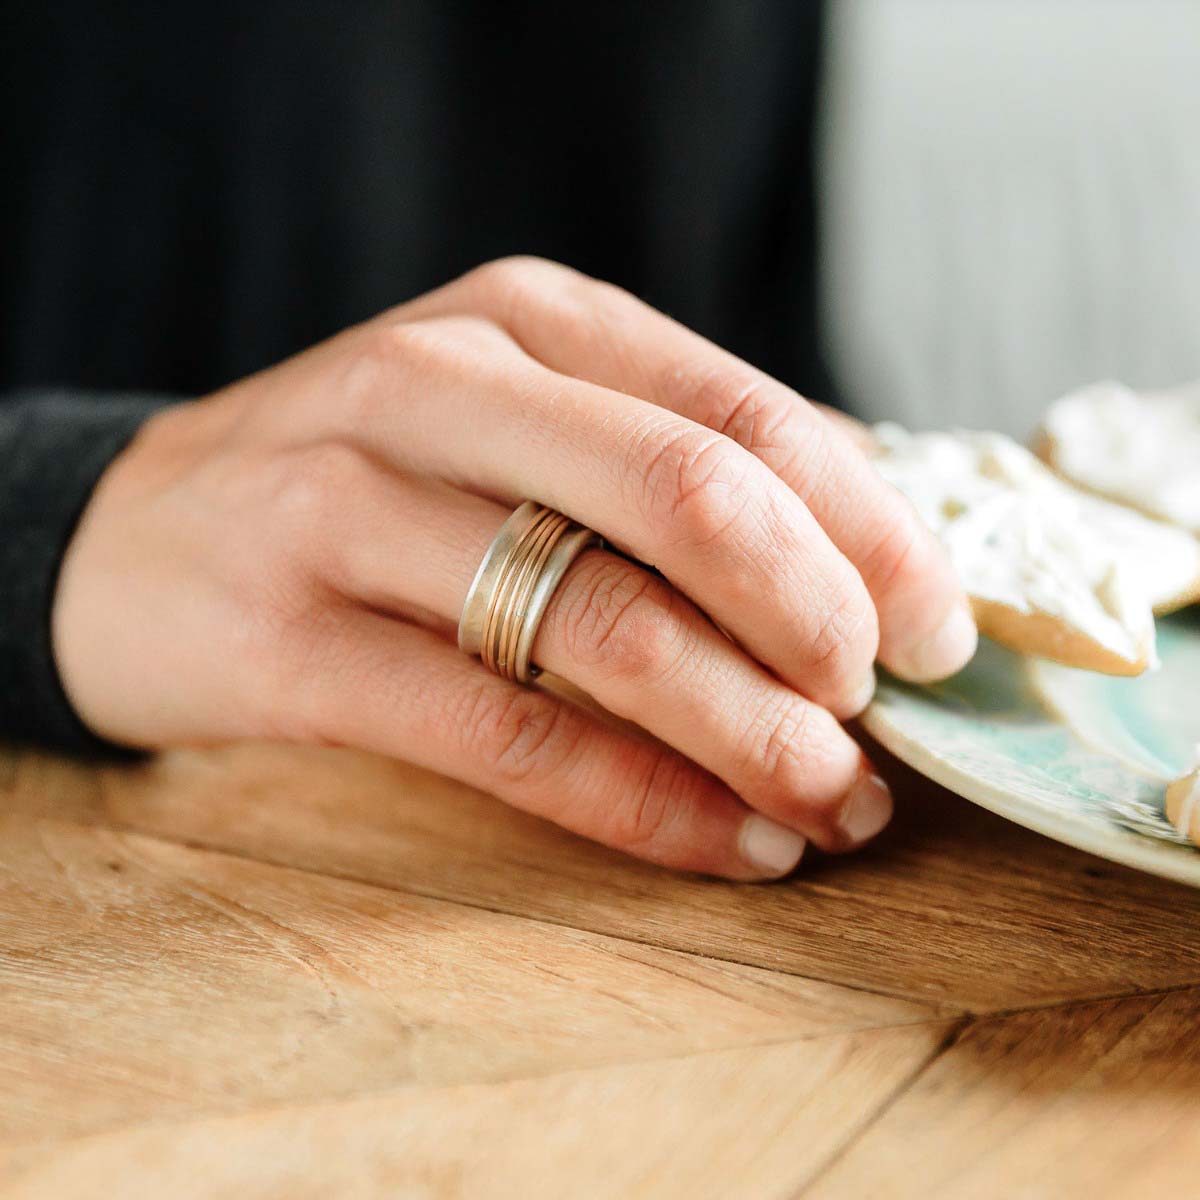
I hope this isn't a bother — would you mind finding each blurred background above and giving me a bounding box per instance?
[4,0,1198,438]
[821,0,1200,435]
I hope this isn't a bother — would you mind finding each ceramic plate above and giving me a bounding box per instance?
[861,610,1200,886]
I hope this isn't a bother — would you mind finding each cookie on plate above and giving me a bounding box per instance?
[1069,488,1200,616]
[1037,379,1200,536]
[872,424,1165,676]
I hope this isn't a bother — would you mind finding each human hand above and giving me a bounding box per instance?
[53,258,975,879]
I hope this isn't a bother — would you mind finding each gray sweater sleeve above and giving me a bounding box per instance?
[0,391,174,756]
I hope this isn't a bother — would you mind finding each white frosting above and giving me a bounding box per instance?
[1043,380,1200,533]
[1069,491,1200,612]
[873,424,1156,666]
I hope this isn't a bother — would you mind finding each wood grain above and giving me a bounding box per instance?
[0,1023,950,1200]
[807,987,1200,1200]
[8,742,1198,1012]
[7,741,1200,1197]
[0,814,934,1146]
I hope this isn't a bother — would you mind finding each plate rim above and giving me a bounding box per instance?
[861,700,1200,888]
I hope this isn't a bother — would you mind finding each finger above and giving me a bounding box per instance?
[810,401,877,455]
[534,549,891,851]
[303,464,891,851]
[289,612,808,880]
[403,258,976,683]
[323,314,880,719]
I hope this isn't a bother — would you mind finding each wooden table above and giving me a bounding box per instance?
[2,736,1199,1198]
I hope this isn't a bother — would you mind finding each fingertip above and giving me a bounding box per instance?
[837,668,877,720]
[737,814,808,879]
[884,603,978,683]
[752,734,894,855]
[836,768,894,847]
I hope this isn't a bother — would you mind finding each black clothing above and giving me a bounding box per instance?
[0,2,828,752]
[0,392,167,753]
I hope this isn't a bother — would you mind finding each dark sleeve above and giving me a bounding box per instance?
[0,390,175,756]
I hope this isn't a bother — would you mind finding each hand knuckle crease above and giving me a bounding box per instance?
[564,563,675,677]
[716,378,792,454]
[638,430,750,546]
[470,690,577,783]
[753,703,814,788]
[609,754,683,850]
[861,518,925,596]
[808,589,873,674]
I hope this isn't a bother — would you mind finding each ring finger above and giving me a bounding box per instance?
[309,464,892,852]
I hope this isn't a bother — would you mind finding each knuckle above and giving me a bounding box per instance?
[633,425,756,549]
[466,258,644,357]
[345,324,448,420]
[271,441,372,525]
[460,685,581,786]
[556,557,685,683]
[350,316,509,422]
[466,255,571,308]
[571,275,642,330]
[359,319,417,374]
[474,254,561,284]
[686,367,836,492]
[600,750,692,853]
[747,699,815,790]
[857,509,932,597]
[806,583,878,680]
[742,699,843,812]
[356,316,474,387]
[708,371,794,452]
[661,363,811,478]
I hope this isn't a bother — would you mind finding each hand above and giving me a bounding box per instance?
[53,258,976,880]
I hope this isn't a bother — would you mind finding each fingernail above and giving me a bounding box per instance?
[839,770,893,844]
[894,605,977,682]
[738,815,807,878]
[847,669,877,717]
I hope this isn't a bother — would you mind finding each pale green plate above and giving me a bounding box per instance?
[861,611,1200,886]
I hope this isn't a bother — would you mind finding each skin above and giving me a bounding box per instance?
[52,257,977,881]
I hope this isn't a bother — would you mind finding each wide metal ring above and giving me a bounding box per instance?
[458,501,600,683]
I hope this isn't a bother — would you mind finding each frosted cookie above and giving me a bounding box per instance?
[1166,761,1200,847]
[1038,380,1200,534]
[1070,490,1200,616]
[872,424,1157,676]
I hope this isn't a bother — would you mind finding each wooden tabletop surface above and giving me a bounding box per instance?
[2,734,1199,1199]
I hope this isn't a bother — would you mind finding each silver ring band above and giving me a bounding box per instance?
[458,501,600,683]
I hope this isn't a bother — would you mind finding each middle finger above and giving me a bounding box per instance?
[402,259,976,684]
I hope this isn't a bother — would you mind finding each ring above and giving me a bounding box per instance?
[458,501,601,683]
